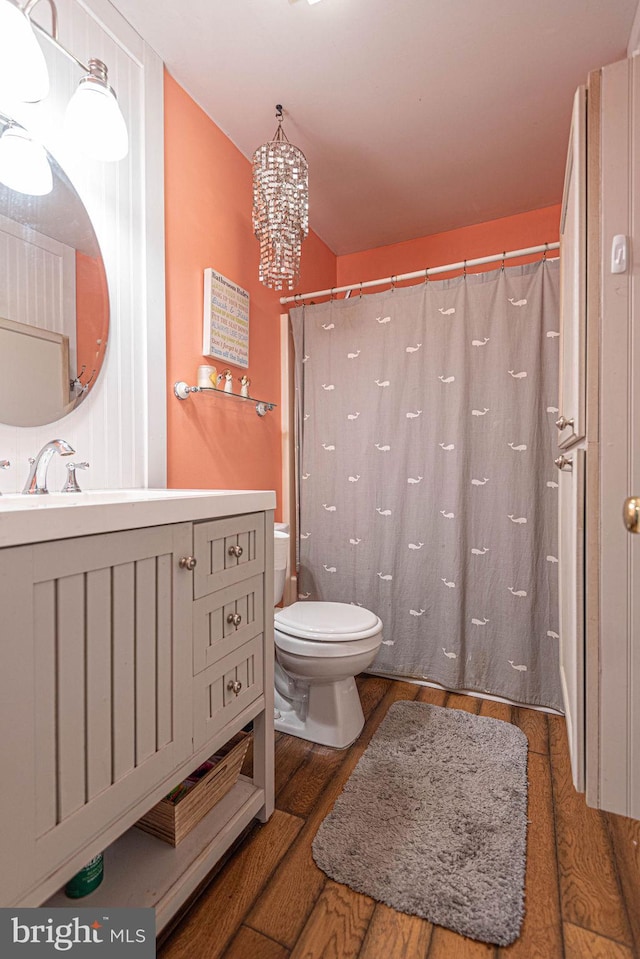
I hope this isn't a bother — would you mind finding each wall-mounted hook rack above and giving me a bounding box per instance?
[173,381,276,417]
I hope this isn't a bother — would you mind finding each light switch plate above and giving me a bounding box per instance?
[611,234,628,274]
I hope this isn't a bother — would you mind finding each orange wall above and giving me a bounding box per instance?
[337,205,562,288]
[164,72,336,515]
[165,67,561,513]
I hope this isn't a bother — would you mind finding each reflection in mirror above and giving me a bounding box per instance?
[0,125,109,427]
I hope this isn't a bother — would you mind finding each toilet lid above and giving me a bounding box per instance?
[275,601,381,642]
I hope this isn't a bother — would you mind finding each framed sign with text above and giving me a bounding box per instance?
[202,268,250,368]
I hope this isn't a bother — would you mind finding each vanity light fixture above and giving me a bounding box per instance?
[0,0,49,102]
[0,122,52,195]
[0,0,128,161]
[65,59,128,162]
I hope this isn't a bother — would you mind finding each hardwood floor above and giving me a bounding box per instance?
[158,677,640,959]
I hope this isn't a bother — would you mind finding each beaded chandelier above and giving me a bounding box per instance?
[252,105,308,291]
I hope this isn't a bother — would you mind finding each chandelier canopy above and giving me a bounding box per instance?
[252,105,308,291]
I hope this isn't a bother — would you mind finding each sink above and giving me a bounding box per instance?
[0,487,276,548]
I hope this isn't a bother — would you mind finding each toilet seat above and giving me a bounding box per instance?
[275,601,381,642]
[274,601,383,658]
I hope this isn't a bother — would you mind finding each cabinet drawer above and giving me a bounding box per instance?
[193,575,264,674]
[194,635,264,750]
[193,514,265,598]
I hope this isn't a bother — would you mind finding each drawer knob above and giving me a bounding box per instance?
[555,415,574,431]
[228,545,244,558]
[227,612,243,627]
[179,555,197,570]
[554,455,573,472]
[227,679,242,696]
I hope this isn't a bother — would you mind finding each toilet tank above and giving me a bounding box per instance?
[274,529,290,605]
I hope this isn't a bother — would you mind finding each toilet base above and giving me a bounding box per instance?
[274,677,365,749]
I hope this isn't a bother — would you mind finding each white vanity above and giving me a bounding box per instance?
[0,488,275,931]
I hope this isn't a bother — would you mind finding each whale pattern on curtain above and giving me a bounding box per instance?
[290,259,562,711]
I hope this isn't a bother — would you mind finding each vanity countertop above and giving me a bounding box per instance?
[0,488,276,548]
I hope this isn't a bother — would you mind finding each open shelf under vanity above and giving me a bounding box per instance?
[45,778,263,932]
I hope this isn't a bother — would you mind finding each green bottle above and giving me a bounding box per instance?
[64,853,104,898]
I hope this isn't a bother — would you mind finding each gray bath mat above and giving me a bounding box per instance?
[312,701,528,946]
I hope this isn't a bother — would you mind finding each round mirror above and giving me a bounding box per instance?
[0,133,108,427]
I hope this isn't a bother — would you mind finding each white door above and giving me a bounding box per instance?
[591,56,640,819]
[629,59,640,822]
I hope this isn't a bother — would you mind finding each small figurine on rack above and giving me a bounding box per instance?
[218,369,233,393]
[239,374,251,398]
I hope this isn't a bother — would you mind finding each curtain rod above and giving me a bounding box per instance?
[280,241,560,305]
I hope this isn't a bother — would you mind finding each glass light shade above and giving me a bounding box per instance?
[0,0,49,103]
[64,77,128,161]
[0,126,52,195]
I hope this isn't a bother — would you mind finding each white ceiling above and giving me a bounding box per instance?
[109,0,637,255]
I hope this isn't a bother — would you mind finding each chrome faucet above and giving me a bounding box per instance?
[22,439,75,495]
[0,459,9,495]
[61,461,90,493]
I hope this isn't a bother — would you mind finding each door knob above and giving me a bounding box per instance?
[555,415,575,431]
[228,545,243,558]
[227,612,242,627]
[227,679,242,696]
[554,455,573,471]
[623,497,640,533]
[179,556,197,570]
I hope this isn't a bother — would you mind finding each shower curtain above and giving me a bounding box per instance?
[290,259,562,711]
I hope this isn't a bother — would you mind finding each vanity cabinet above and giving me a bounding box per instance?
[0,494,274,930]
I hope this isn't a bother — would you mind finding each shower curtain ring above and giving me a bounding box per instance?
[543,242,548,261]
[501,252,506,272]
[463,260,467,278]
[424,267,429,284]
[330,287,335,301]
[359,281,363,297]
[391,275,397,291]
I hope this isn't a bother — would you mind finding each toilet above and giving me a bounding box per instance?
[273,527,383,748]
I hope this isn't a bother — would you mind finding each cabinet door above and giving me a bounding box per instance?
[558,448,585,793]
[0,523,193,905]
[558,86,587,449]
